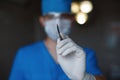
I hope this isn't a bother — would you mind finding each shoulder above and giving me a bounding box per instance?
[18,41,43,53]
[82,47,97,59]
[83,47,95,55]
[15,41,44,60]
[83,47,103,75]
[13,41,44,65]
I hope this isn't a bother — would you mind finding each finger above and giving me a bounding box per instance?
[57,42,74,55]
[57,38,71,49]
[62,46,76,56]
[75,49,86,58]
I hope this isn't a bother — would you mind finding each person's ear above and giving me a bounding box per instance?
[39,16,45,27]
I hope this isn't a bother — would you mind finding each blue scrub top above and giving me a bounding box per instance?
[9,41,102,80]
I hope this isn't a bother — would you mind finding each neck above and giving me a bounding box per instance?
[44,37,58,62]
[44,37,57,48]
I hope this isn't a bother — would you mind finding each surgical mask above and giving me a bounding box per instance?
[44,18,71,41]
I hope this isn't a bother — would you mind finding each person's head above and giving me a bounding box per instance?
[39,0,74,41]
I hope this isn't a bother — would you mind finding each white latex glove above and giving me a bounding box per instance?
[56,36,86,80]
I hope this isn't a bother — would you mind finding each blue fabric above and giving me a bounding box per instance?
[9,41,102,80]
[41,0,72,15]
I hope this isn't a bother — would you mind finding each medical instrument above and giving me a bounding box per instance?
[57,24,64,40]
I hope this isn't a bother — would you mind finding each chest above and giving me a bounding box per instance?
[23,55,69,80]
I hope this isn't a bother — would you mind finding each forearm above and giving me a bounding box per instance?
[81,74,106,80]
[95,76,106,80]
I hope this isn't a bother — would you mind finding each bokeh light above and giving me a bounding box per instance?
[71,2,80,13]
[75,12,88,25]
[80,1,93,13]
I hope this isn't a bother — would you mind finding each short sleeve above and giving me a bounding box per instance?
[9,48,25,80]
[84,48,103,76]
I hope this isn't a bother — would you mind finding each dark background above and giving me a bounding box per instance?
[0,0,120,80]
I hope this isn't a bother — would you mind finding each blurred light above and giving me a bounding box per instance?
[75,12,88,25]
[71,2,80,13]
[80,1,93,13]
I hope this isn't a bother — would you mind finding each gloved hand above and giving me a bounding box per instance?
[56,36,86,80]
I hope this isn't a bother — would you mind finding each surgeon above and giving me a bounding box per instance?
[9,0,105,80]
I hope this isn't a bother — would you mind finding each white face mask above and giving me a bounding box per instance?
[44,17,71,41]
